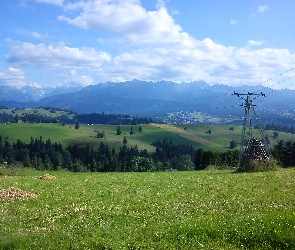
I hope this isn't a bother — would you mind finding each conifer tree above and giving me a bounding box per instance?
[116,126,122,135]
[75,122,80,129]
[123,136,127,144]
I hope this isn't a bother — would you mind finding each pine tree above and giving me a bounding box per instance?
[116,126,122,135]
[123,136,127,144]
[75,122,80,129]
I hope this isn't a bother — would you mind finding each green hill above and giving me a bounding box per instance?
[1,123,294,153]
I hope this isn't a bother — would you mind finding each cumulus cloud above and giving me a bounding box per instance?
[0,67,26,88]
[62,70,94,87]
[58,0,184,45]
[59,0,150,34]
[99,42,295,86]
[8,0,295,89]
[36,0,295,86]
[6,40,111,70]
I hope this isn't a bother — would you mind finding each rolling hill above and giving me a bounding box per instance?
[1,123,294,153]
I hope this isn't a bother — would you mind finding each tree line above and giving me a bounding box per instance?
[272,140,295,168]
[76,113,153,125]
[0,135,294,172]
[262,123,295,135]
[0,108,153,125]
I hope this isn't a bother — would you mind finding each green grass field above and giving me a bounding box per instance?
[1,168,295,249]
[174,124,295,150]
[0,123,203,153]
[1,123,294,154]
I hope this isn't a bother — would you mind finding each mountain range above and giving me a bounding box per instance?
[0,80,295,124]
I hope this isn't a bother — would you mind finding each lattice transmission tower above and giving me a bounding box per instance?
[233,92,272,170]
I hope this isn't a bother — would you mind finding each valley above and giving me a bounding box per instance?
[1,80,295,125]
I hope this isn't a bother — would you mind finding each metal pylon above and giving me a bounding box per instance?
[233,92,272,169]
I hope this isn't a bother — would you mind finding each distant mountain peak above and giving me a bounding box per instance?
[1,80,295,125]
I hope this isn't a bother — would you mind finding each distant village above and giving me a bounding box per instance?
[158,111,241,124]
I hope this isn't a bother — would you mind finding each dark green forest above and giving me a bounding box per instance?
[0,134,294,172]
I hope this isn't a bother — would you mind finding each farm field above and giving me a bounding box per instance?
[1,123,294,153]
[1,168,295,249]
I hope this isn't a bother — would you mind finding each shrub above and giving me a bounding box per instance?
[204,165,218,171]
[69,163,85,172]
[96,131,105,138]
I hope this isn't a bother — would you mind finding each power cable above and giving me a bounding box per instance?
[106,67,295,122]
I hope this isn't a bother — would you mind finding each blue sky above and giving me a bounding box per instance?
[1,0,295,89]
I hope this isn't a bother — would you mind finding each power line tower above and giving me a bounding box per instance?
[233,92,272,170]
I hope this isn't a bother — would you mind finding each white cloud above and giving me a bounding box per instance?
[97,38,295,87]
[156,0,168,9]
[10,0,295,89]
[6,40,111,70]
[35,0,295,86]
[59,0,149,34]
[258,5,268,13]
[0,67,26,88]
[247,40,263,46]
[26,82,43,88]
[30,32,49,39]
[62,70,94,87]
[230,19,237,25]
[35,0,64,6]
[250,5,268,17]
[171,9,179,15]
[58,0,183,45]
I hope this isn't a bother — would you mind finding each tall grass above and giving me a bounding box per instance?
[241,159,281,172]
[1,169,295,249]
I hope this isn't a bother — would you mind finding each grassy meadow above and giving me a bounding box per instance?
[1,168,295,249]
[1,122,294,153]
[0,123,203,153]
[174,124,295,150]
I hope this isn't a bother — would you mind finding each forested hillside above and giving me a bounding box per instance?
[0,107,153,125]
[0,125,294,172]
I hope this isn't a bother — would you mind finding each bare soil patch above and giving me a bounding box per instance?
[0,187,39,201]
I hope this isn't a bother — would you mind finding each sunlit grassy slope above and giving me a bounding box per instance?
[1,123,294,153]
